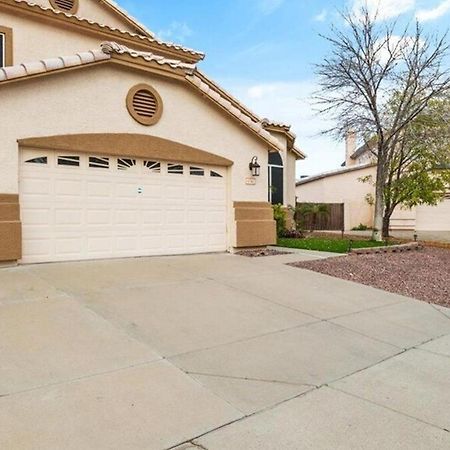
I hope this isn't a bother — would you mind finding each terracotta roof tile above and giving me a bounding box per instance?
[100,42,196,73]
[0,49,110,82]
[10,0,204,59]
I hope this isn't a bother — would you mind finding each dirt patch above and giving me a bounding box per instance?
[289,247,450,308]
[236,248,291,257]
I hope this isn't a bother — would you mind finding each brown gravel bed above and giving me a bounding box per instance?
[236,248,292,257]
[289,247,450,308]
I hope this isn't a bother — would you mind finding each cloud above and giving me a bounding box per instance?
[314,9,328,22]
[220,79,344,176]
[257,0,284,15]
[351,0,416,21]
[157,21,192,43]
[416,0,450,21]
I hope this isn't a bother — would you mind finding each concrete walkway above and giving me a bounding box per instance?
[1,252,449,449]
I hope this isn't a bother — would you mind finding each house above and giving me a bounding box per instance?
[296,132,450,234]
[0,0,305,264]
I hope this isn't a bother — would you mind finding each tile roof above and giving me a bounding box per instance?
[101,0,155,37]
[0,49,110,82]
[101,42,196,73]
[186,74,290,153]
[0,39,303,156]
[296,163,376,186]
[8,0,204,60]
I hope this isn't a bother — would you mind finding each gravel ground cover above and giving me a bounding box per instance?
[236,248,291,257]
[289,247,450,308]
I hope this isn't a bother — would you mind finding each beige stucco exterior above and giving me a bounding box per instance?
[296,164,450,232]
[11,0,141,33]
[0,0,303,261]
[296,165,376,230]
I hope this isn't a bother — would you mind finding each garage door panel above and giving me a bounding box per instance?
[20,151,227,263]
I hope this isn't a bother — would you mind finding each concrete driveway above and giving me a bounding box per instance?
[1,252,450,449]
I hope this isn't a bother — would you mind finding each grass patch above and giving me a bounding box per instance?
[277,237,393,254]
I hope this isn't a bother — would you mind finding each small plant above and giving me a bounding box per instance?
[279,229,305,239]
[352,223,369,231]
[272,203,287,237]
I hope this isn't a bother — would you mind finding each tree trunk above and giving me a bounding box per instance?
[372,160,385,242]
[382,215,390,238]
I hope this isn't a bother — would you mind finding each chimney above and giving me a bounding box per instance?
[345,130,356,166]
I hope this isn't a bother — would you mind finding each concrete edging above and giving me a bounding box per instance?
[350,241,421,255]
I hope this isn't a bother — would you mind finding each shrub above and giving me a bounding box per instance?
[279,229,305,239]
[352,223,370,231]
[272,204,286,236]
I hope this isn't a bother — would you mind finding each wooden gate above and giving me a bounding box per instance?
[296,203,344,231]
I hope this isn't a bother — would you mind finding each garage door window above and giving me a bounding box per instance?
[89,157,109,169]
[168,163,184,175]
[144,161,161,173]
[58,156,80,167]
[210,170,222,178]
[118,158,136,170]
[190,166,204,176]
[25,157,47,164]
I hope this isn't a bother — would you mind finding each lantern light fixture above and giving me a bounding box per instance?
[249,156,261,177]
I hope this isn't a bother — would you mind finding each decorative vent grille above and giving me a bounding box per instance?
[126,84,163,126]
[50,0,78,14]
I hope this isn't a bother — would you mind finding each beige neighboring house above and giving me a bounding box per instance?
[296,132,450,234]
[0,0,305,264]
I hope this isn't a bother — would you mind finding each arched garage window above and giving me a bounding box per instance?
[268,152,283,204]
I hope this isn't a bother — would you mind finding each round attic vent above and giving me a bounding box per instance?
[126,84,163,126]
[50,0,79,14]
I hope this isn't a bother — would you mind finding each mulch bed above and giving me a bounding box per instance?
[289,247,450,308]
[237,249,291,257]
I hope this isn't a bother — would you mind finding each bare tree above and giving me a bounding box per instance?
[314,6,450,240]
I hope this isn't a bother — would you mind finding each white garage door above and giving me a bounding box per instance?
[20,150,227,263]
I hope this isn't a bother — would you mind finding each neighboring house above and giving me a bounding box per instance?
[296,132,450,232]
[0,0,305,264]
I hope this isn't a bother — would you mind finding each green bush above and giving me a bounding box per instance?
[351,223,370,231]
[272,204,286,237]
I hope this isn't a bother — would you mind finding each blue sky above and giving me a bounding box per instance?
[118,0,450,176]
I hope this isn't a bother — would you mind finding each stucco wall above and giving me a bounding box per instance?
[24,0,138,33]
[296,166,376,230]
[1,9,135,66]
[416,200,450,231]
[0,64,270,200]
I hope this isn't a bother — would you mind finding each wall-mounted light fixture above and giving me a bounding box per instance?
[249,156,261,177]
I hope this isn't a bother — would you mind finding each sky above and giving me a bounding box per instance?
[118,0,450,177]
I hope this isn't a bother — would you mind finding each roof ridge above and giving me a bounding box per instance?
[10,0,204,59]
[296,162,376,185]
[0,49,110,82]
[101,41,196,73]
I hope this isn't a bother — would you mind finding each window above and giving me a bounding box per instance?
[144,161,161,173]
[190,166,204,176]
[0,26,13,68]
[58,156,79,167]
[89,157,109,169]
[268,152,284,205]
[210,171,223,178]
[168,163,184,175]
[25,157,47,164]
[118,158,136,170]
